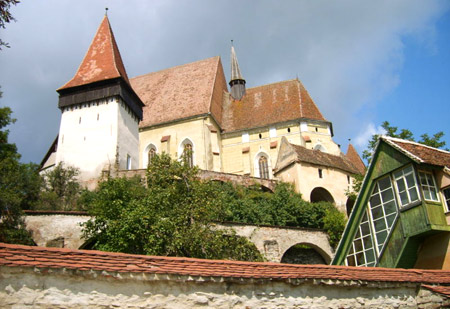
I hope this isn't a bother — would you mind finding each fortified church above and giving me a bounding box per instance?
[41,15,365,212]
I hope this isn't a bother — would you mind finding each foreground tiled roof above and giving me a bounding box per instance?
[346,144,366,174]
[383,136,450,169]
[423,285,450,297]
[131,57,227,129]
[222,79,326,132]
[290,143,360,174]
[2,243,450,284]
[59,16,130,90]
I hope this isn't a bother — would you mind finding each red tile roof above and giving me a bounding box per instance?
[423,284,450,297]
[290,143,361,174]
[59,16,130,90]
[383,137,450,169]
[222,79,326,132]
[2,243,450,284]
[346,144,366,174]
[130,57,227,129]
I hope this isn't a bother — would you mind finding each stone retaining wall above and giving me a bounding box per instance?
[0,266,448,308]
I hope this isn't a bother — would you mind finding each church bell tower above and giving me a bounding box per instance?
[229,43,246,100]
[55,14,144,187]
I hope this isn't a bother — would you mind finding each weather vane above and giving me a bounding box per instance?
[231,39,234,46]
[105,7,109,16]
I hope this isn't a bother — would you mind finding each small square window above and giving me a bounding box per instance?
[269,127,277,138]
[419,171,439,202]
[242,133,249,143]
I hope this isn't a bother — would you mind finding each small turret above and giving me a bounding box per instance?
[229,42,246,100]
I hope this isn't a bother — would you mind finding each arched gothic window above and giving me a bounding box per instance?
[259,156,269,179]
[183,142,193,168]
[147,146,156,166]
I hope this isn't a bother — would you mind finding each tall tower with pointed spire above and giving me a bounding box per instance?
[229,43,246,100]
[55,15,144,187]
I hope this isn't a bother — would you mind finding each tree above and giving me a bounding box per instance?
[0,0,20,49]
[82,153,263,261]
[362,121,447,163]
[37,163,82,211]
[0,99,36,244]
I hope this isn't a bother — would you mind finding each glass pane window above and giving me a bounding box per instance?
[393,166,420,207]
[147,147,156,166]
[346,211,376,267]
[368,176,398,254]
[259,156,269,179]
[419,171,439,202]
[443,187,450,212]
[183,143,193,168]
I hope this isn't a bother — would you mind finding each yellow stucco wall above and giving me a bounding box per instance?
[139,116,221,171]
[221,121,340,178]
[277,162,351,212]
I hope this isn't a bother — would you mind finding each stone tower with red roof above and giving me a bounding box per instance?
[54,15,144,187]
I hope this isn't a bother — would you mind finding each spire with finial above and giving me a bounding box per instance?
[57,14,144,119]
[229,40,246,100]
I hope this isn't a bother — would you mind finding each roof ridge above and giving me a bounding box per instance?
[296,79,326,121]
[382,135,450,155]
[131,56,221,81]
[107,16,130,84]
[246,78,299,91]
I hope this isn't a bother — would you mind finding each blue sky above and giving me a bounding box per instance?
[0,0,449,164]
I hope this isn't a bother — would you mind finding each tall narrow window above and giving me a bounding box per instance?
[259,156,269,179]
[148,146,156,166]
[318,169,323,178]
[393,165,419,207]
[419,171,439,202]
[368,176,398,254]
[346,211,376,267]
[443,187,450,212]
[126,155,132,170]
[183,143,193,168]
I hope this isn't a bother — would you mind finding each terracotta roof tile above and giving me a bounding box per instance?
[290,143,361,174]
[59,16,129,90]
[346,144,366,174]
[383,136,450,169]
[1,243,450,285]
[423,284,450,297]
[130,57,227,129]
[222,79,325,132]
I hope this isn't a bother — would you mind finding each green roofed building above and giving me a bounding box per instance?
[332,136,450,269]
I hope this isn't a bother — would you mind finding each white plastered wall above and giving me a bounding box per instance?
[55,97,139,185]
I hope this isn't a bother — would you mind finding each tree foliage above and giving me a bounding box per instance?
[37,163,83,211]
[0,101,36,244]
[82,154,263,261]
[0,0,20,49]
[218,182,346,248]
[362,121,447,163]
[82,154,346,258]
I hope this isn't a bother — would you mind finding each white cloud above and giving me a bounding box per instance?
[354,123,387,152]
[1,0,449,162]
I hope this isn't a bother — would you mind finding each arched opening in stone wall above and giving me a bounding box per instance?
[310,187,335,204]
[280,243,328,265]
[346,197,355,216]
[260,184,274,193]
